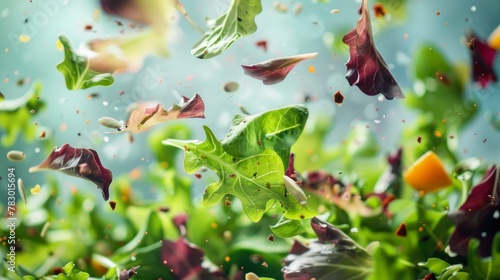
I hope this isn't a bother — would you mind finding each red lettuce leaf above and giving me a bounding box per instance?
[282,217,372,280]
[448,166,500,257]
[467,31,498,88]
[111,94,205,133]
[242,52,318,85]
[161,214,225,280]
[29,144,113,201]
[342,0,404,100]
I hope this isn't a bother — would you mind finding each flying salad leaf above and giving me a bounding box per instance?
[221,104,308,168]
[448,166,500,257]
[163,126,316,222]
[242,53,318,85]
[342,0,404,100]
[56,36,114,90]
[282,217,373,280]
[191,0,262,59]
[466,31,498,88]
[29,144,113,201]
[108,94,205,133]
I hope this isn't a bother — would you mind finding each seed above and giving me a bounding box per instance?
[98,117,122,130]
[18,178,27,204]
[283,175,307,205]
[293,3,303,15]
[224,81,239,93]
[7,150,25,162]
[330,9,340,14]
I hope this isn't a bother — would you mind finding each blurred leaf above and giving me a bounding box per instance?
[0,82,44,146]
[192,0,262,59]
[466,31,497,88]
[221,105,308,168]
[164,126,316,223]
[449,166,500,257]
[282,217,372,280]
[367,243,414,280]
[56,36,114,90]
[148,123,192,166]
[468,233,500,280]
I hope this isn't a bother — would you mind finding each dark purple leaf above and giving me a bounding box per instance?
[448,166,500,257]
[99,0,171,26]
[285,153,297,179]
[29,144,113,201]
[161,238,224,280]
[342,0,404,100]
[282,217,372,280]
[172,213,188,237]
[242,52,318,85]
[373,147,403,195]
[467,31,498,88]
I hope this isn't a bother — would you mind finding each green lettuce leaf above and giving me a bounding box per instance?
[468,233,500,280]
[56,36,114,90]
[191,0,262,59]
[221,105,308,168]
[163,126,316,222]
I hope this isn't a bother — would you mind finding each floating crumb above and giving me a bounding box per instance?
[31,184,41,195]
[483,138,487,143]
[334,91,344,104]
[267,234,274,242]
[262,262,268,267]
[84,24,93,31]
[7,150,26,162]
[273,1,287,13]
[308,65,315,73]
[40,222,50,237]
[158,206,170,212]
[109,201,117,210]
[373,3,387,17]
[224,81,239,93]
[19,34,31,43]
[29,109,35,114]
[225,199,232,206]
[417,136,422,144]
[395,222,407,237]
[293,3,303,15]
[239,105,250,115]
[255,39,268,52]
[436,11,441,16]
[330,9,340,14]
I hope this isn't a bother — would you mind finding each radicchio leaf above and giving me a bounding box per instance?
[448,166,500,257]
[242,52,318,85]
[467,31,498,88]
[28,144,113,201]
[342,0,404,100]
[114,94,205,133]
[282,217,372,280]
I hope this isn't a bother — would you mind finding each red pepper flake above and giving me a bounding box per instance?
[194,174,202,179]
[119,90,125,96]
[39,131,46,139]
[483,138,487,143]
[436,11,441,16]
[373,3,387,18]
[262,262,268,267]
[84,24,93,31]
[334,90,344,104]
[417,136,422,143]
[255,40,268,52]
[395,222,407,237]
[109,201,117,210]
[267,234,274,242]
[225,199,232,206]
[115,20,123,26]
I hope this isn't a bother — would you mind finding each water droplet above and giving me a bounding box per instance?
[470,5,476,12]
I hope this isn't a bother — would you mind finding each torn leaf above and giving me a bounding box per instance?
[29,144,113,201]
[467,31,498,88]
[115,94,205,133]
[242,52,318,85]
[342,0,404,99]
[191,0,262,59]
[56,36,114,90]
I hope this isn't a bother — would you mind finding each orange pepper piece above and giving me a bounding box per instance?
[403,151,452,192]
